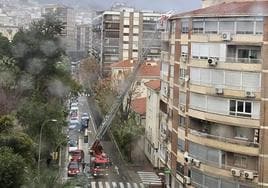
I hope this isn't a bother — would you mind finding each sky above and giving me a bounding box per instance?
[38,0,202,12]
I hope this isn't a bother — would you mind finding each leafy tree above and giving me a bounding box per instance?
[0,147,26,188]
[0,33,11,57]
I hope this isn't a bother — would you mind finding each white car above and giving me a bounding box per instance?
[69,120,80,130]
[68,140,78,152]
[81,112,90,120]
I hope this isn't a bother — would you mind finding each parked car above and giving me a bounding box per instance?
[81,112,90,120]
[70,149,84,163]
[67,161,80,177]
[69,120,80,130]
[68,139,78,152]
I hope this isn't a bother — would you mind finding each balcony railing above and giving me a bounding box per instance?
[225,57,262,64]
[161,32,169,41]
[189,129,259,147]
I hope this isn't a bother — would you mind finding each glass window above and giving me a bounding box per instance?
[237,101,244,112]
[178,139,185,152]
[179,115,186,127]
[219,21,234,33]
[245,102,252,113]
[229,100,252,117]
[236,21,254,34]
[205,21,218,34]
[234,154,247,168]
[179,68,186,79]
[181,21,189,34]
[193,21,204,34]
[256,21,263,34]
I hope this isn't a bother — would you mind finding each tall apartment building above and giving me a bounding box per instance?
[159,1,268,187]
[92,6,162,76]
[42,4,76,53]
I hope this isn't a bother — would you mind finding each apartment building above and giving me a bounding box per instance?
[92,6,162,76]
[159,1,268,187]
[111,60,160,99]
[42,4,76,53]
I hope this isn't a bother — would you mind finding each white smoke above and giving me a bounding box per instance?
[47,79,70,97]
[40,40,57,57]
[26,58,45,75]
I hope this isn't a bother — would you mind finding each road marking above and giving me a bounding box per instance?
[105,181,110,188]
[91,181,96,188]
[119,182,124,188]
[112,182,117,188]
[133,183,138,188]
[98,181,104,188]
[127,182,131,188]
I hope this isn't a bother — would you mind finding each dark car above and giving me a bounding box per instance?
[70,149,85,163]
[67,161,80,177]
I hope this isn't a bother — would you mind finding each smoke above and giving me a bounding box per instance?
[0,71,15,87]
[26,58,45,75]
[47,79,70,97]
[40,40,57,57]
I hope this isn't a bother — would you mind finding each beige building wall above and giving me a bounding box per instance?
[145,87,160,167]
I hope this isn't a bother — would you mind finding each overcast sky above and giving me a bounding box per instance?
[38,0,201,12]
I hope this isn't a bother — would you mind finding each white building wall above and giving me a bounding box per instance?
[145,87,160,167]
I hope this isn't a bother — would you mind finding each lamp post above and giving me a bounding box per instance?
[37,119,57,182]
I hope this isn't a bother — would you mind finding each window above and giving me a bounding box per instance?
[179,115,185,128]
[219,21,234,33]
[205,21,218,34]
[181,45,188,57]
[170,65,174,78]
[179,92,186,105]
[229,100,252,117]
[236,21,254,34]
[181,21,189,34]
[234,154,247,168]
[193,21,204,34]
[179,68,186,79]
[255,21,263,34]
[178,139,185,152]
[171,20,176,33]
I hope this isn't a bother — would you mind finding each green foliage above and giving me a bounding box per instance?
[0,115,14,133]
[0,33,11,57]
[112,112,144,161]
[0,147,27,188]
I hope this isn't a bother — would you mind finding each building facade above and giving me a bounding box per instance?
[159,1,268,187]
[92,6,163,75]
[144,80,161,168]
[42,4,76,53]
[202,0,268,8]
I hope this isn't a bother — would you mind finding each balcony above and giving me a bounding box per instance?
[225,57,262,64]
[188,129,259,156]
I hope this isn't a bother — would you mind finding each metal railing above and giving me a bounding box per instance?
[225,57,262,64]
[189,129,259,147]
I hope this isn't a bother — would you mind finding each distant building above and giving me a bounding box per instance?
[111,60,160,99]
[0,25,19,40]
[202,0,268,8]
[42,4,76,53]
[160,1,268,187]
[92,6,163,75]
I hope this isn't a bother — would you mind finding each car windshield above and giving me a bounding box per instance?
[94,162,109,168]
[69,140,77,147]
[69,163,79,169]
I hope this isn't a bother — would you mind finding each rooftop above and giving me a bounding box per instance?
[111,60,160,77]
[131,97,146,116]
[144,80,161,91]
[171,1,268,18]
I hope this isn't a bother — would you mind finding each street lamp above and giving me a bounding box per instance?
[37,119,57,182]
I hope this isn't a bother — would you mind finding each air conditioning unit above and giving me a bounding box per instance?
[222,32,231,41]
[193,159,201,167]
[184,176,191,185]
[180,105,186,112]
[244,171,254,180]
[183,152,191,163]
[231,168,241,177]
[208,58,217,66]
[245,90,255,98]
[215,87,224,95]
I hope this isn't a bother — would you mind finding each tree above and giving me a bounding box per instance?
[0,33,11,57]
[112,112,144,162]
[0,147,26,188]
